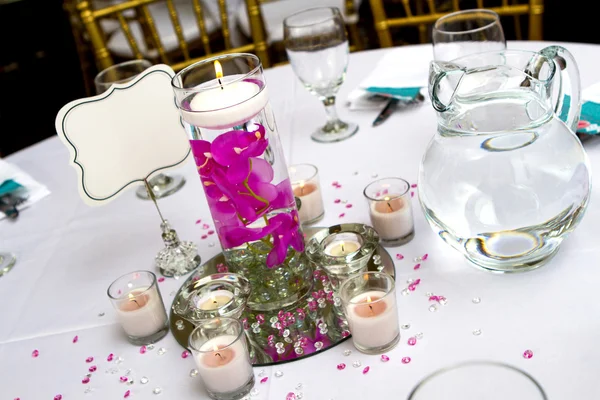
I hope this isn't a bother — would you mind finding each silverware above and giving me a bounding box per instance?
[0,192,27,219]
[372,94,425,127]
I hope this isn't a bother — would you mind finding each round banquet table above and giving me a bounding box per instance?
[2,41,600,399]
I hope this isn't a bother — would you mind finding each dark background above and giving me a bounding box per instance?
[0,0,596,156]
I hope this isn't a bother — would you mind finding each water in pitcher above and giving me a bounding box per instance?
[286,40,349,98]
[419,88,590,271]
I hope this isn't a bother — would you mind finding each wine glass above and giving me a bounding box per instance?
[284,7,358,143]
[0,251,16,277]
[95,60,186,200]
[432,9,506,61]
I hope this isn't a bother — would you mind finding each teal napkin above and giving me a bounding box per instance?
[364,87,422,100]
[0,179,22,197]
[578,101,600,135]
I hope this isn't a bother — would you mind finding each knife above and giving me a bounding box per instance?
[372,98,399,127]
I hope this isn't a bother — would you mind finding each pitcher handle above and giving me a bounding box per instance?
[540,46,582,132]
[429,61,466,113]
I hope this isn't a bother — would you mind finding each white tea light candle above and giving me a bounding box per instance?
[196,290,234,311]
[289,164,324,224]
[323,232,363,257]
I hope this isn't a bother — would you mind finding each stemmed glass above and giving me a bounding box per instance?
[95,60,186,200]
[0,251,16,277]
[284,7,358,143]
[432,9,506,61]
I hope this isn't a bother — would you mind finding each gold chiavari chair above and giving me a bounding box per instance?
[369,0,544,48]
[75,0,270,71]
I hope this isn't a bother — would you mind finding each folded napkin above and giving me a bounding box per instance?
[579,82,600,135]
[347,46,431,111]
[0,158,50,220]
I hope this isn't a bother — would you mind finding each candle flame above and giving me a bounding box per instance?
[212,344,219,352]
[214,60,223,79]
[384,196,390,201]
[366,296,372,303]
[128,293,135,301]
[300,182,305,195]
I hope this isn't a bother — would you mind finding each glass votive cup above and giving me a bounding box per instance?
[289,163,325,225]
[189,318,255,400]
[339,271,400,354]
[107,270,169,345]
[364,177,415,246]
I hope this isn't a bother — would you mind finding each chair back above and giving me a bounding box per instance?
[75,0,270,70]
[369,0,544,47]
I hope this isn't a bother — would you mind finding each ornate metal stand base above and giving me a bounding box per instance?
[169,225,395,367]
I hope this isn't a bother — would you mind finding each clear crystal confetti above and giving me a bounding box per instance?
[314,341,323,350]
[295,383,303,390]
[377,266,385,271]
[84,387,94,394]
[352,361,362,368]
[523,349,534,359]
[140,377,149,384]
[98,312,105,317]
[277,348,285,355]
[270,316,278,324]
[170,291,176,296]
[439,298,448,305]
[208,242,216,247]
[250,388,260,396]
[343,349,352,356]
[127,379,134,385]
[275,370,284,377]
[472,329,482,336]
[401,357,411,364]
[371,173,378,178]
[157,348,166,356]
[297,393,304,399]
[413,257,422,262]
[86,373,92,378]
[282,329,290,337]
[401,288,410,296]
[257,369,265,377]
[108,368,119,374]
[353,171,359,176]
[275,342,284,349]
[401,323,411,330]
[415,332,424,339]
[116,356,124,364]
[176,320,184,331]
[147,344,154,350]
[472,297,481,304]
[429,304,438,312]
[125,369,132,376]
[190,369,198,378]
[284,337,293,343]
[426,292,433,296]
[153,387,162,394]
[294,347,303,355]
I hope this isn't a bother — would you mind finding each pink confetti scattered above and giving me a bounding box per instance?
[14,398,20,400]
[411,191,415,198]
[523,349,534,359]
[72,335,79,343]
[422,253,429,261]
[345,204,353,208]
[381,355,390,362]
[139,346,147,354]
[208,230,215,235]
[158,277,165,283]
[414,263,421,270]
[342,330,350,338]
[260,377,269,384]
[82,377,90,384]
[396,253,404,260]
[120,376,128,382]
[202,223,210,230]
[181,350,190,359]
[124,390,131,398]
[331,181,339,187]
[216,263,228,273]
[334,199,341,204]
[201,234,208,240]
[337,363,346,370]
[195,219,202,224]
[408,337,417,346]
[107,353,114,362]
[414,279,421,285]
[89,366,97,372]
[411,183,417,188]
[362,366,370,375]
[54,395,63,400]
[408,283,417,291]
[382,189,389,195]
[86,356,94,363]
[338,213,345,218]
[286,393,297,400]
[401,357,411,364]
[31,349,39,358]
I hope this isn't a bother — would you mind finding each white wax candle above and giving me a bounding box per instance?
[195,335,253,394]
[293,181,324,223]
[115,288,167,338]
[369,195,414,240]
[324,240,361,257]
[195,290,234,311]
[180,75,269,129]
[346,290,399,349]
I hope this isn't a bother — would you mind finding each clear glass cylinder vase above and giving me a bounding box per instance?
[172,54,312,311]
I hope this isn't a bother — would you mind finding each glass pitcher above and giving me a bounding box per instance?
[419,46,591,272]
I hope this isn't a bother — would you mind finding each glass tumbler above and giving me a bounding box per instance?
[107,270,169,345]
[284,7,359,143]
[289,163,325,225]
[340,271,399,354]
[95,59,186,199]
[408,361,547,400]
[189,318,254,400]
[364,178,415,246]
[432,9,506,61]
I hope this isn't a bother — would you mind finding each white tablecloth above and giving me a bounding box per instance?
[2,41,600,399]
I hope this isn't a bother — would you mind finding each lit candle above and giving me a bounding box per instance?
[289,164,324,224]
[323,232,363,257]
[195,335,254,394]
[196,290,234,311]
[115,288,168,338]
[370,194,414,241]
[180,60,269,129]
[346,290,399,349]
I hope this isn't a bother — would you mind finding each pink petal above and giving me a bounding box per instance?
[202,223,210,230]
[396,253,404,260]
[334,199,341,204]
[381,355,390,362]
[414,263,421,270]
[523,349,534,359]
[139,346,147,354]
[422,253,429,261]
[158,277,165,283]
[362,366,370,374]
[345,204,353,208]
[408,284,417,291]
[286,393,297,400]
[331,181,339,186]
[208,230,215,235]
[201,234,208,240]
[124,390,131,398]
[54,395,63,400]
[31,349,39,358]
[338,213,345,218]
[82,377,90,384]
[337,363,346,370]
[72,335,79,343]
[120,376,128,382]
[181,350,190,359]
[411,191,415,197]
[401,357,411,364]
[411,184,417,188]
[195,219,202,224]
[408,337,417,346]
[85,356,94,363]
[89,366,97,372]
[107,353,114,362]
[260,377,269,384]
